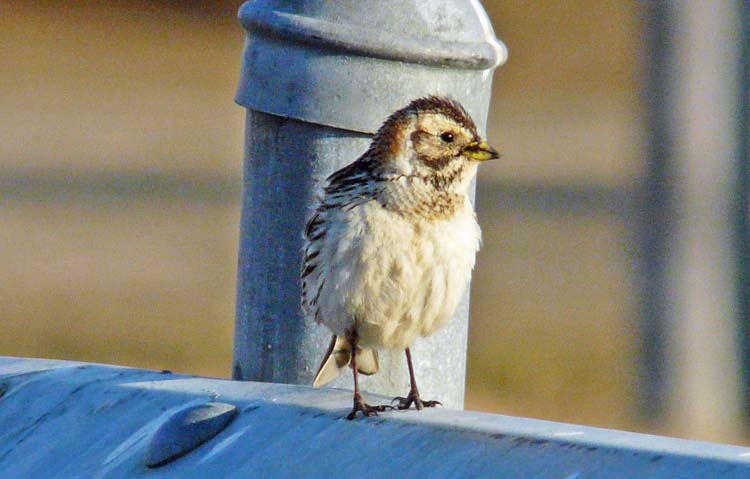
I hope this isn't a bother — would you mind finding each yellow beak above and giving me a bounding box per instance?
[462,140,500,161]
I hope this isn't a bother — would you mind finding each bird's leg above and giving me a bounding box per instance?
[347,332,391,420]
[392,347,442,410]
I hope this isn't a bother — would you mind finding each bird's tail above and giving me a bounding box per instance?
[312,335,379,387]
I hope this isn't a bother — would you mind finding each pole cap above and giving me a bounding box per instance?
[235,0,507,134]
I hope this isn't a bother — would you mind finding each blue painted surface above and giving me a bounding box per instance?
[0,357,749,478]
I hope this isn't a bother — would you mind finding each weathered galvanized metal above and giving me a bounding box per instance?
[233,0,507,408]
[2,357,750,478]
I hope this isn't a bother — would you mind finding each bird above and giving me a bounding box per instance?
[300,96,499,420]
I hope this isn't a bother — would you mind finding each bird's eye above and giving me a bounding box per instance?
[440,132,454,143]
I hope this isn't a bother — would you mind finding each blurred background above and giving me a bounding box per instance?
[1,1,748,445]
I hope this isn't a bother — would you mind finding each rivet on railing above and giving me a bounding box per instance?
[145,402,238,468]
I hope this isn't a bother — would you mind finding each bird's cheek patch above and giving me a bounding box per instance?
[384,118,408,157]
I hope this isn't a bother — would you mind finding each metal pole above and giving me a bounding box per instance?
[736,0,750,428]
[232,0,506,409]
[651,0,745,440]
[638,0,677,422]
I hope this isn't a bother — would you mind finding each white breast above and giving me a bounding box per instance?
[310,195,481,350]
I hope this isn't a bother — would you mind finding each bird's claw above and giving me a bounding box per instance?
[391,390,442,411]
[347,393,393,420]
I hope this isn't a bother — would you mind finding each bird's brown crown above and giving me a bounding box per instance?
[401,96,477,134]
[376,96,477,143]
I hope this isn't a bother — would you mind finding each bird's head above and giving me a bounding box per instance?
[372,96,500,189]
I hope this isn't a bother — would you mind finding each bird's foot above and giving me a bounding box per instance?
[347,392,393,420]
[392,389,442,411]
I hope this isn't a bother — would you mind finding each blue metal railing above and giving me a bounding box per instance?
[1,357,749,478]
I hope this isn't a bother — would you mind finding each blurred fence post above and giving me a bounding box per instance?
[232,0,507,408]
[639,0,748,439]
